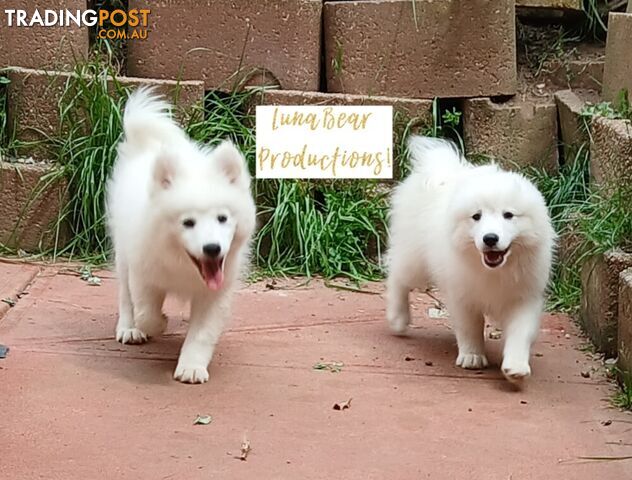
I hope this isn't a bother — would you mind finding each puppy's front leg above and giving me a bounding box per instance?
[386,274,411,335]
[174,294,230,384]
[501,299,542,384]
[450,301,488,370]
[128,273,166,338]
[117,266,165,344]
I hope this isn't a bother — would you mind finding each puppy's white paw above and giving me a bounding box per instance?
[116,327,148,344]
[173,364,209,384]
[456,352,489,370]
[387,312,410,336]
[501,359,531,384]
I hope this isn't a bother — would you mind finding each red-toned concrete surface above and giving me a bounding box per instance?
[1,261,631,479]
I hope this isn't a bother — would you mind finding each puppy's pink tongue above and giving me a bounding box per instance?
[201,260,224,290]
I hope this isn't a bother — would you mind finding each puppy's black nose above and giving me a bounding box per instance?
[203,243,221,258]
[483,233,499,247]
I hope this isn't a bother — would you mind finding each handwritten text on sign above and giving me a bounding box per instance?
[256,105,393,179]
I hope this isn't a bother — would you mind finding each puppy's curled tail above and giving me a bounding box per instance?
[406,136,465,180]
[122,87,184,152]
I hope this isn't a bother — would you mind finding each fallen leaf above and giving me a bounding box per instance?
[488,329,502,340]
[577,455,632,462]
[193,414,213,425]
[333,398,352,411]
[428,307,449,319]
[237,438,251,461]
[581,370,590,378]
[313,361,343,373]
[324,281,380,295]
[1,298,16,307]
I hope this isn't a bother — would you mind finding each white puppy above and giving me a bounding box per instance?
[107,88,256,384]
[386,136,555,384]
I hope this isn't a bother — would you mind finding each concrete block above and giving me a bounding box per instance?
[6,67,204,159]
[516,0,582,8]
[251,89,433,130]
[127,0,322,92]
[618,268,632,376]
[0,0,89,70]
[516,0,582,19]
[581,249,632,357]
[554,90,590,162]
[0,161,68,251]
[463,97,559,171]
[323,0,517,98]
[589,116,632,193]
[546,58,604,91]
[603,13,632,103]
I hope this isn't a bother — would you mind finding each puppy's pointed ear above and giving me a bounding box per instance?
[213,140,250,189]
[153,150,177,189]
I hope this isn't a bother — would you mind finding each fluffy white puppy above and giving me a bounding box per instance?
[386,136,555,384]
[107,88,256,384]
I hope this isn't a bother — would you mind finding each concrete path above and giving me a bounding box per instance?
[1,260,631,479]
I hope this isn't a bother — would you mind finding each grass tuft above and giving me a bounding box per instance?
[613,369,632,410]
[46,62,129,263]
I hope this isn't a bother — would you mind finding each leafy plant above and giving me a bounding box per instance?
[613,368,632,410]
[332,40,344,78]
[581,90,631,125]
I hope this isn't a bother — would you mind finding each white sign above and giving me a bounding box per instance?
[256,105,393,179]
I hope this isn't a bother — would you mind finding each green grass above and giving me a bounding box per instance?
[522,148,590,311]
[254,180,389,280]
[613,369,632,410]
[524,151,631,312]
[581,89,632,122]
[581,0,630,39]
[41,62,129,263]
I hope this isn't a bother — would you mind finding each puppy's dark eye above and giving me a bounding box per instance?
[472,213,482,221]
[217,214,227,224]
[183,218,196,228]
[503,212,514,220]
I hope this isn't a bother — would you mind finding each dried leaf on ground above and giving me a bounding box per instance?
[428,307,449,319]
[488,329,502,340]
[237,438,251,461]
[1,298,16,307]
[313,361,343,373]
[333,398,352,411]
[193,414,213,425]
[577,455,632,462]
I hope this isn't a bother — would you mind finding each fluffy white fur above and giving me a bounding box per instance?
[386,136,555,384]
[107,87,256,384]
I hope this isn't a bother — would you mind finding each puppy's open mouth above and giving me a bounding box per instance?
[189,255,225,290]
[482,248,510,269]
